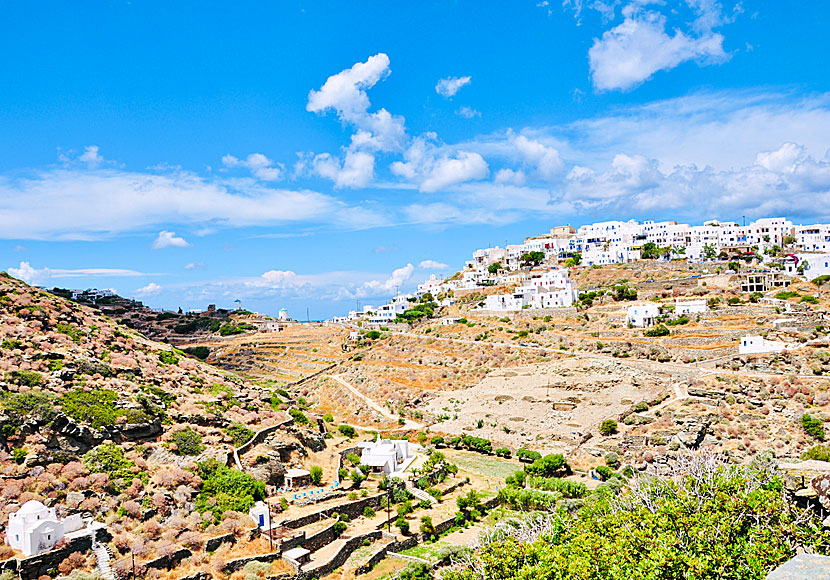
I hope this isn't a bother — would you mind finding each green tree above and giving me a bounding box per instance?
[310,465,323,485]
[520,251,546,268]
[170,427,204,456]
[641,242,659,259]
[599,419,618,436]
[488,262,503,274]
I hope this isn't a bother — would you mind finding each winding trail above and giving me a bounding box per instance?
[327,373,424,430]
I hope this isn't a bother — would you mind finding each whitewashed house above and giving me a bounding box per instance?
[441,317,462,326]
[739,335,797,355]
[358,436,413,475]
[675,299,708,315]
[6,501,66,556]
[626,304,660,327]
[249,501,270,529]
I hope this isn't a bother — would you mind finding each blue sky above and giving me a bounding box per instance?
[3,1,830,319]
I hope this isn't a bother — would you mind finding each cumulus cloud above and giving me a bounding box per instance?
[78,145,104,167]
[135,282,163,296]
[152,230,191,249]
[311,150,375,188]
[512,135,564,180]
[588,4,728,91]
[307,53,406,153]
[391,135,489,193]
[352,263,415,297]
[494,168,527,186]
[435,76,471,98]
[418,260,449,270]
[7,261,145,286]
[222,153,284,181]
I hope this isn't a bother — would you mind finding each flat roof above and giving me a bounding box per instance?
[283,547,310,559]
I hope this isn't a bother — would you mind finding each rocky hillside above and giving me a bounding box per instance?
[0,272,322,577]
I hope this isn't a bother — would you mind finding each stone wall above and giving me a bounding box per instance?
[204,532,236,552]
[144,548,191,571]
[473,307,577,320]
[296,530,382,580]
[279,493,383,529]
[303,523,338,553]
[223,551,282,574]
[236,419,293,457]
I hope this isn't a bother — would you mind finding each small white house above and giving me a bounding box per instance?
[441,317,462,326]
[739,335,796,355]
[358,435,413,475]
[6,500,65,556]
[626,303,660,327]
[249,501,270,529]
[278,308,289,321]
[675,299,708,315]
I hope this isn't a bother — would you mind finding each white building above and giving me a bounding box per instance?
[441,317,462,326]
[626,304,660,327]
[278,308,289,321]
[249,501,270,529]
[358,436,413,475]
[796,254,830,281]
[738,335,797,355]
[6,501,64,556]
[675,299,708,315]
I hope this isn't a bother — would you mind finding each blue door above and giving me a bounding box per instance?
[259,514,265,526]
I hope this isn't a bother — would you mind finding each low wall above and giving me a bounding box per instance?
[144,548,191,571]
[205,532,236,552]
[355,544,390,575]
[223,551,282,574]
[279,493,383,529]
[236,419,293,457]
[473,307,577,320]
[303,523,338,553]
[297,530,382,580]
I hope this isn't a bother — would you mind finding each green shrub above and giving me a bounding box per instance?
[517,448,542,463]
[4,370,44,387]
[775,290,801,300]
[194,459,265,523]
[289,408,309,425]
[11,448,26,464]
[333,520,347,535]
[525,454,568,477]
[363,506,376,518]
[644,324,670,337]
[322,413,334,422]
[158,351,178,365]
[525,476,587,498]
[0,390,57,437]
[62,388,121,429]
[802,445,830,462]
[338,424,356,438]
[802,413,826,440]
[170,427,204,456]
[599,419,618,436]
[219,323,246,336]
[224,423,255,447]
[310,465,323,485]
[801,296,819,304]
[56,322,83,344]
[84,444,147,491]
[395,516,410,535]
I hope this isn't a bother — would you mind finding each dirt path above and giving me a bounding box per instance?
[328,373,424,430]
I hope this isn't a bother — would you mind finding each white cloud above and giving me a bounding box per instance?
[494,168,526,186]
[352,263,415,298]
[222,153,284,181]
[588,7,727,91]
[7,261,145,286]
[0,167,354,240]
[78,145,104,167]
[152,230,191,249]
[512,135,564,180]
[135,282,162,296]
[455,106,481,119]
[311,150,375,189]
[418,260,449,270]
[391,135,489,193]
[307,53,406,153]
[184,262,205,270]
[754,142,806,173]
[435,76,471,98]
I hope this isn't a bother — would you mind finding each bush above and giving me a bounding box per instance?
[801,296,819,304]
[525,454,568,477]
[310,465,323,485]
[11,448,26,464]
[195,459,265,523]
[363,506,376,518]
[339,424,356,438]
[62,389,125,429]
[595,465,617,481]
[644,324,670,337]
[444,457,823,580]
[431,435,445,446]
[802,413,826,440]
[802,445,830,462]
[498,486,561,510]
[183,346,210,360]
[333,520,347,536]
[5,370,43,387]
[525,476,586,498]
[365,330,382,339]
[0,390,57,437]
[224,423,255,447]
[462,435,492,454]
[170,428,204,456]
[84,444,146,492]
[599,419,618,436]
[396,516,410,535]
[289,408,309,425]
[775,290,801,300]
[322,413,334,422]
[517,448,542,463]
[158,351,178,365]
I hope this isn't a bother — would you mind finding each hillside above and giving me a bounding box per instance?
[0,273,324,578]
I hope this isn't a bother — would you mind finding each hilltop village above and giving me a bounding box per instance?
[4,215,830,579]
